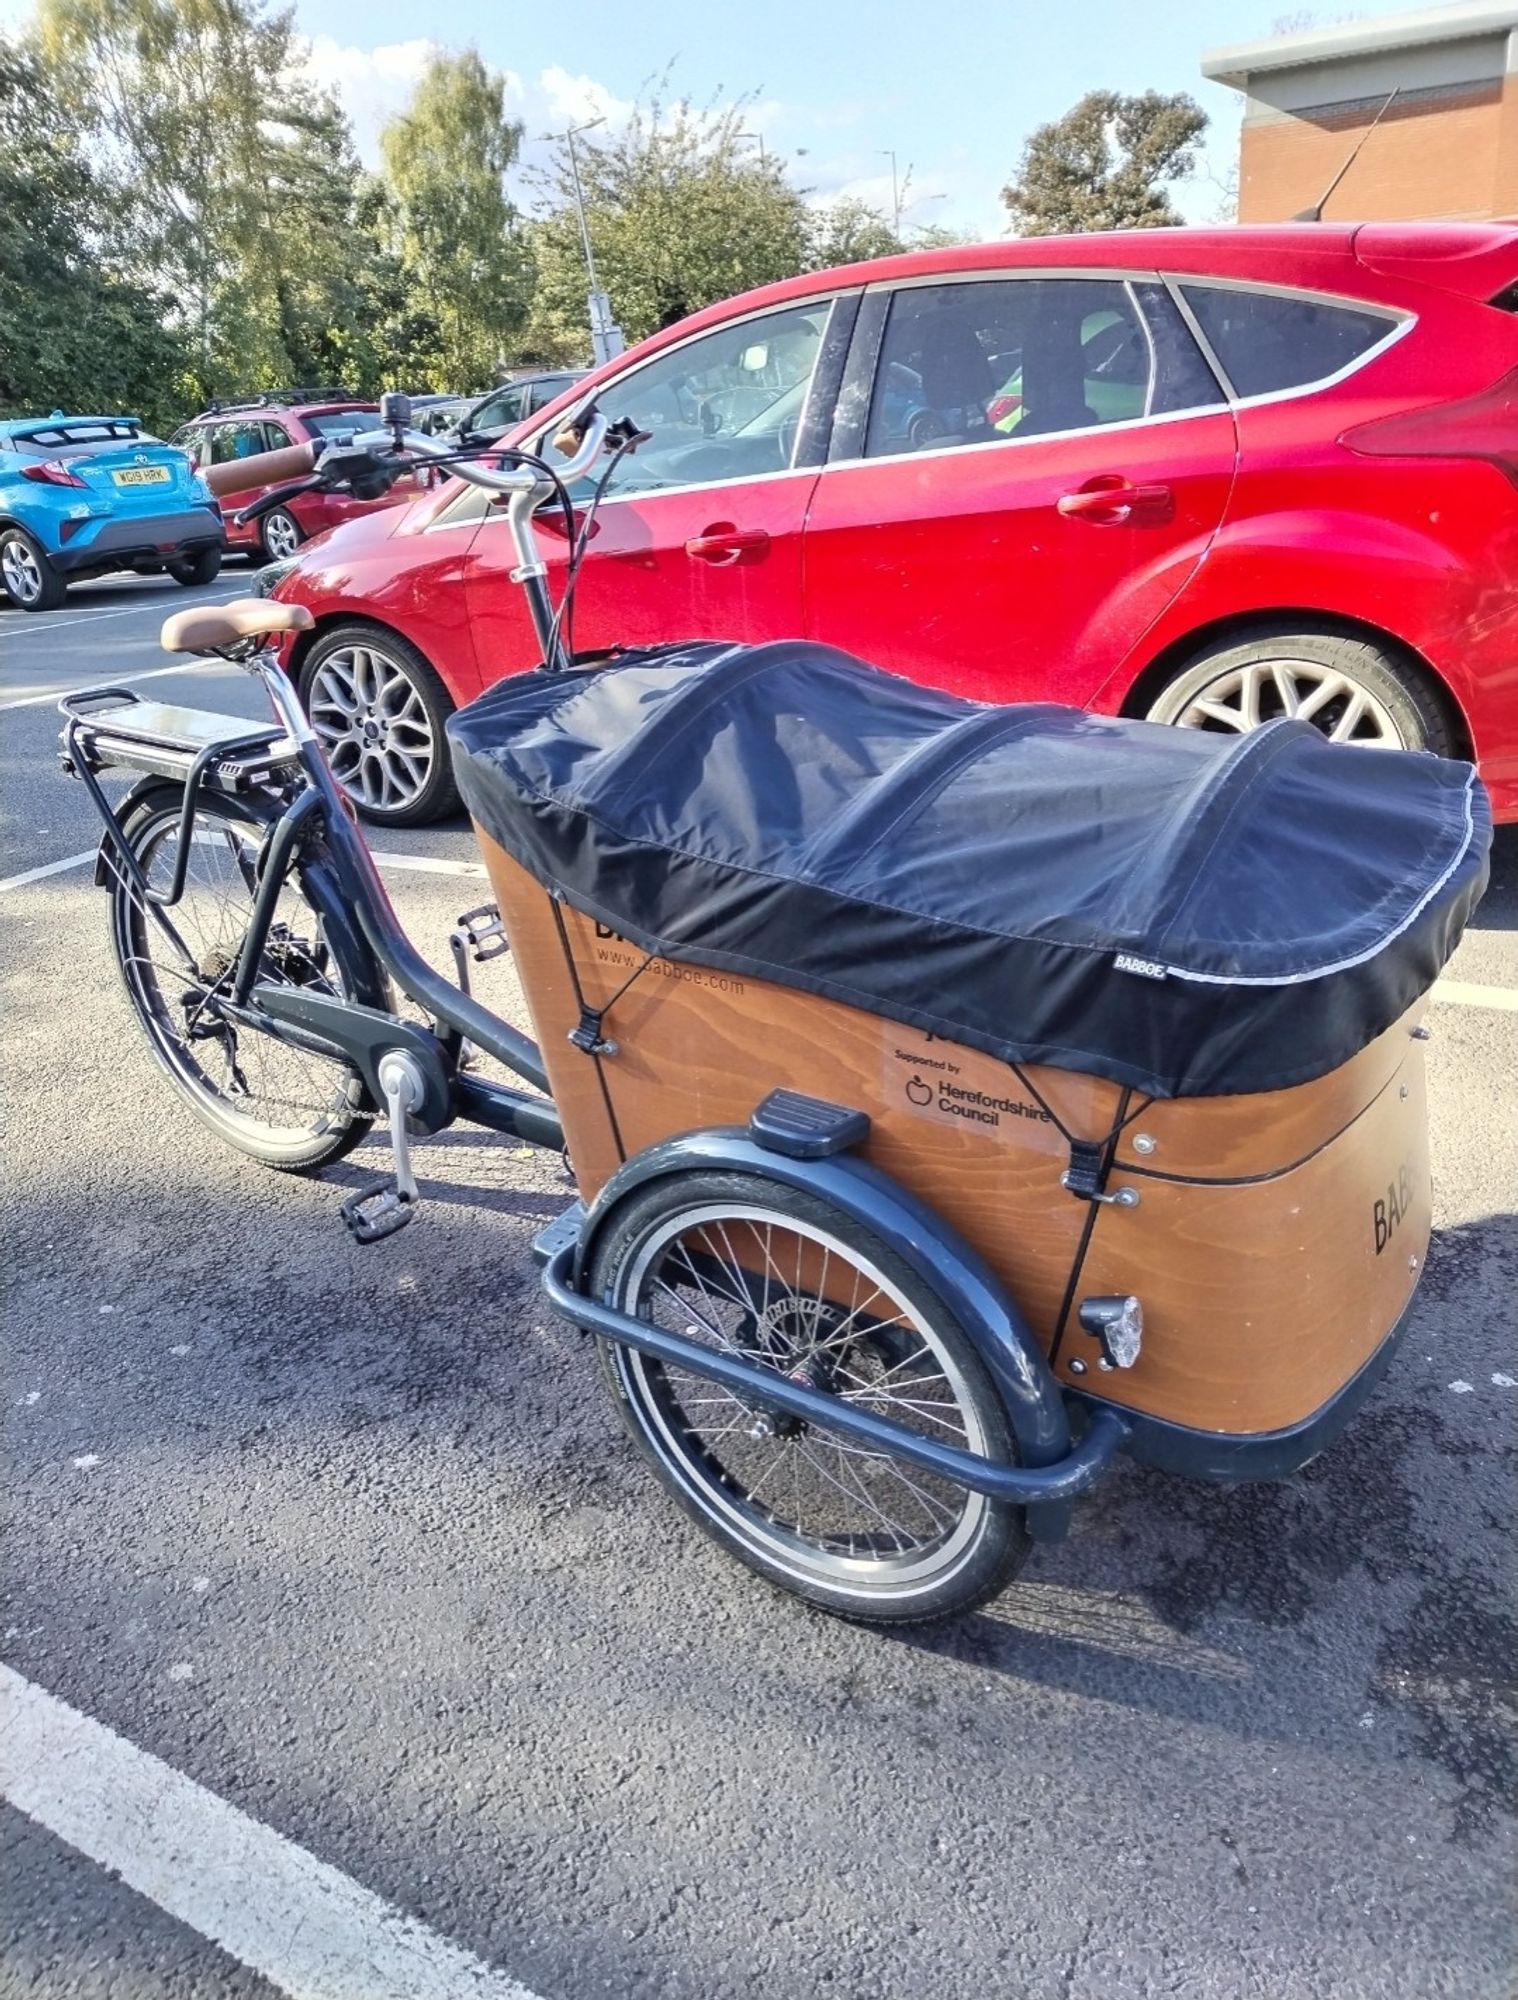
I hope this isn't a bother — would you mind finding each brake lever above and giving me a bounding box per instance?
[231,473,325,527]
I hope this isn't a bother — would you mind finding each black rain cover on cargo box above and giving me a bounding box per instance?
[447,640,1491,1099]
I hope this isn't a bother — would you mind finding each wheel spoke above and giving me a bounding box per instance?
[619,1203,990,1586]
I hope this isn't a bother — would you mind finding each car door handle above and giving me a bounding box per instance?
[685,525,771,566]
[1056,480,1173,524]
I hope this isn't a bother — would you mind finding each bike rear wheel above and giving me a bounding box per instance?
[106,782,377,1171]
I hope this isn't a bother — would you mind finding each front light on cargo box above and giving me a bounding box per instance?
[1077,1294,1143,1370]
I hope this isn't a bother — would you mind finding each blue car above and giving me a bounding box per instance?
[0,414,224,611]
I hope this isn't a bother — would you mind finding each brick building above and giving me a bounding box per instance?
[1202,1,1518,223]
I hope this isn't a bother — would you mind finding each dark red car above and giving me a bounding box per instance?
[271,224,1518,827]
[172,392,423,564]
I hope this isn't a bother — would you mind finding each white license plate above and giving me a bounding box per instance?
[111,466,173,488]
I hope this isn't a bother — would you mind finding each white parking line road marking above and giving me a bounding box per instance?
[0,1664,547,2000]
[1433,978,1518,1013]
[1,841,1511,1004]
[0,658,233,713]
[0,851,97,893]
[0,846,486,893]
[0,581,247,638]
[372,851,488,878]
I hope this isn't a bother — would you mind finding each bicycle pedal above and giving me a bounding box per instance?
[454,902,510,963]
[340,1179,415,1244]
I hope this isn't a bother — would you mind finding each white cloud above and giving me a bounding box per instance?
[301,34,435,159]
[535,66,636,134]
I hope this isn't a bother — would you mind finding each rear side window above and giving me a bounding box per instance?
[303,410,374,441]
[1178,285,1399,399]
[864,277,1224,458]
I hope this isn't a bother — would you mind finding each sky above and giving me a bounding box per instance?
[2,0,1444,236]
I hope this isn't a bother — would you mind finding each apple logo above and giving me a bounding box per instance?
[905,1076,932,1107]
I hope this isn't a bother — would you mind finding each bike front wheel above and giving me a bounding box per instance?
[591,1171,1031,1624]
[106,781,378,1171]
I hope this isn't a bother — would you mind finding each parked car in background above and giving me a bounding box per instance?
[171,391,422,563]
[271,222,1518,827]
[406,392,476,436]
[0,414,222,610]
[459,370,588,444]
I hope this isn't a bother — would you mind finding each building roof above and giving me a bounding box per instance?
[1202,0,1518,91]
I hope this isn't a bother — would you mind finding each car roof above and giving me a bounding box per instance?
[2,414,144,436]
[565,220,1516,398]
[184,397,378,422]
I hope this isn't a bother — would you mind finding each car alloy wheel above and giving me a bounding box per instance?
[1163,655,1405,746]
[261,509,302,562]
[1,533,46,606]
[307,640,437,815]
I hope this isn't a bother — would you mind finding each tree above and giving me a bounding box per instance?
[33,0,394,404]
[378,49,532,389]
[524,92,812,356]
[807,198,903,269]
[0,37,183,425]
[1001,90,1208,236]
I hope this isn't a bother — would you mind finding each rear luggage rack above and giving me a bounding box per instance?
[58,686,302,912]
[59,687,292,788]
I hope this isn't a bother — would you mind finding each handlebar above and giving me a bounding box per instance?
[201,443,318,499]
[226,402,613,527]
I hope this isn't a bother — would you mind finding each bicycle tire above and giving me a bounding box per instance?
[106,780,382,1172]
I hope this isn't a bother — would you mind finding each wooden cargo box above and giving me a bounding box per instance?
[479,836,1431,1440]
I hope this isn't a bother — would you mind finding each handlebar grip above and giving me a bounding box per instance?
[202,442,318,498]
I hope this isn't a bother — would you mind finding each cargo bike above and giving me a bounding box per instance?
[59,399,1492,1624]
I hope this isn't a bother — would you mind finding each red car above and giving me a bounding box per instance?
[172,392,424,564]
[271,223,1518,828]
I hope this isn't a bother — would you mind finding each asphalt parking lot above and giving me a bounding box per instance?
[2,574,1515,2000]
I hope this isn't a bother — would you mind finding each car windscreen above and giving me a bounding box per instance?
[302,410,377,440]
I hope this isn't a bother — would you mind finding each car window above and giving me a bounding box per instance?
[302,410,374,441]
[207,421,266,465]
[261,421,293,450]
[865,277,1222,457]
[575,300,832,498]
[524,380,565,416]
[1177,285,1399,399]
[474,386,524,431]
[171,425,205,468]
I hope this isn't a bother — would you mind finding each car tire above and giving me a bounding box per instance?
[298,621,461,827]
[167,546,223,586]
[1145,626,1453,756]
[260,508,303,562]
[0,526,67,611]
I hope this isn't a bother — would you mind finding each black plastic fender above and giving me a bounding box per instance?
[575,1127,1081,1540]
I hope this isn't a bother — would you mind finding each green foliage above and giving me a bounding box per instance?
[378,48,532,389]
[806,198,903,269]
[802,201,973,271]
[31,0,413,407]
[1001,90,1208,237]
[524,93,811,354]
[0,37,184,426]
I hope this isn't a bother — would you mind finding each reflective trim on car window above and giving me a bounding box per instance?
[1162,275,1412,406]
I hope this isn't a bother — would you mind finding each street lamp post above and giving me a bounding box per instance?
[551,116,624,367]
[879,149,902,235]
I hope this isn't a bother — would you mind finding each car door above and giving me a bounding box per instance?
[200,418,271,521]
[800,274,1237,706]
[463,295,846,677]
